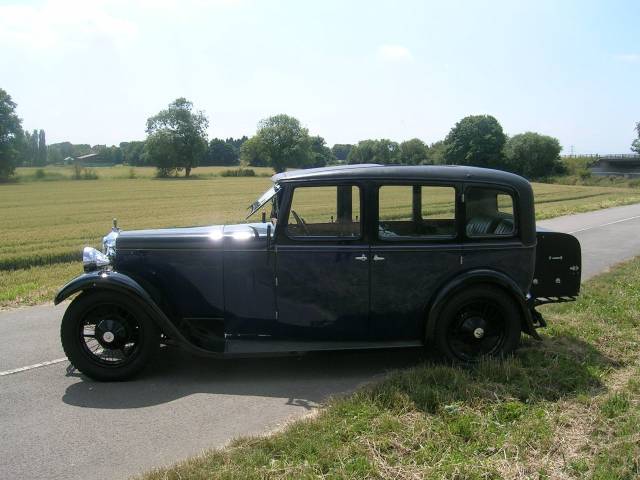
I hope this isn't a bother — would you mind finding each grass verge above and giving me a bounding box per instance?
[140,257,640,480]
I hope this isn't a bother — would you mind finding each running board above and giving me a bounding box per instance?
[225,339,423,354]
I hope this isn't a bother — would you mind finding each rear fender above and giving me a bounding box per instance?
[425,269,541,341]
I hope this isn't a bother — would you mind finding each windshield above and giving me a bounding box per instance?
[246,184,280,219]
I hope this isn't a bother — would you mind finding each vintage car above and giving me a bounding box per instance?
[56,164,582,380]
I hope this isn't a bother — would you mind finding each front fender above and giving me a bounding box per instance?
[55,270,152,305]
[425,268,541,341]
[54,270,200,351]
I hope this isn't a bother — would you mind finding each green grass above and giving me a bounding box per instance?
[139,258,640,480]
[1,168,640,307]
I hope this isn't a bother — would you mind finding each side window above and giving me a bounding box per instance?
[287,185,361,238]
[465,187,515,237]
[378,185,456,239]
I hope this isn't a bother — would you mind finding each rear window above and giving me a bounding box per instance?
[465,187,515,237]
[378,185,456,239]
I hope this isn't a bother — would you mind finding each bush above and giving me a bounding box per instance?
[72,164,99,180]
[35,168,46,179]
[220,168,256,177]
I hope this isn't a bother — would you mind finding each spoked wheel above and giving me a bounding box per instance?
[434,285,521,364]
[80,304,142,366]
[61,291,160,381]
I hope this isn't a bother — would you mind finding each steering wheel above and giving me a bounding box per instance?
[290,209,309,235]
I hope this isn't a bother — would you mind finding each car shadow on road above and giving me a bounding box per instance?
[62,346,428,410]
[62,333,615,412]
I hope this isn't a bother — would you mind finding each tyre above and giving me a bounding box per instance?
[60,291,160,381]
[433,285,521,363]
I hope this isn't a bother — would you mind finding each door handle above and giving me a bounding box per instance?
[354,254,368,261]
[373,254,385,262]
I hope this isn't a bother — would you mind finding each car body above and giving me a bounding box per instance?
[56,164,582,380]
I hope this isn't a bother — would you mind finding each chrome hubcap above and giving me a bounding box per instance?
[102,331,115,343]
[473,327,485,339]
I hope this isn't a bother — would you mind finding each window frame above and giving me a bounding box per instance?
[463,184,519,240]
[374,181,461,243]
[282,182,365,242]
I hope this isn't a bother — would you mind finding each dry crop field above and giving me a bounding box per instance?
[1,166,640,307]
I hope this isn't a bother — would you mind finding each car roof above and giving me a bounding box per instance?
[272,164,530,190]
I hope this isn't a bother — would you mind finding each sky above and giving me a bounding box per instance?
[1,0,639,154]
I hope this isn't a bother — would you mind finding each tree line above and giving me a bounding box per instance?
[3,87,640,181]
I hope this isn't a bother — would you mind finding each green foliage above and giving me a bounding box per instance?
[632,121,640,154]
[504,132,563,180]
[0,88,23,180]
[331,143,353,161]
[429,140,448,164]
[242,114,313,173]
[444,114,507,169]
[145,97,209,177]
[206,138,239,166]
[220,168,256,177]
[309,135,335,167]
[399,138,430,164]
[37,129,46,166]
[239,136,267,167]
[72,163,98,180]
[347,139,401,164]
[119,141,146,166]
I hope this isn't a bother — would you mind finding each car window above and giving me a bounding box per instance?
[465,187,515,237]
[378,185,456,239]
[287,185,361,238]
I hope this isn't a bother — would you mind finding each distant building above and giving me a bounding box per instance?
[590,154,640,178]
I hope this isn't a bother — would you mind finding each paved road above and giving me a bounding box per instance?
[2,203,640,480]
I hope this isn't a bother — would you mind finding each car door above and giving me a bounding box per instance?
[275,183,370,341]
[370,182,463,341]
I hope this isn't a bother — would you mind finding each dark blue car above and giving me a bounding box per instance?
[56,164,581,380]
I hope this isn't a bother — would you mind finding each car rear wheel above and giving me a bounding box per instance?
[434,285,521,363]
[61,291,160,381]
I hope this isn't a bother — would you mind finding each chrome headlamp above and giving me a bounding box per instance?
[83,247,111,272]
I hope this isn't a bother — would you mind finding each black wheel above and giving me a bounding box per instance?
[434,285,521,363]
[61,291,160,381]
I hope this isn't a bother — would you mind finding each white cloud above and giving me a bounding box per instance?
[614,53,640,63]
[0,0,242,51]
[377,44,414,62]
[0,1,138,50]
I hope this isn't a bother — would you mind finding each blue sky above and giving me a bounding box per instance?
[1,0,638,154]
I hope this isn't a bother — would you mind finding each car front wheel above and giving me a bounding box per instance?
[434,285,521,363]
[60,291,160,381]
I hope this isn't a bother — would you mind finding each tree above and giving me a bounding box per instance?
[28,129,38,166]
[245,114,312,173]
[444,115,507,169]
[120,141,146,166]
[331,144,353,161]
[632,122,640,154]
[429,140,447,164]
[399,138,429,165]
[0,88,23,179]
[239,136,268,167]
[309,136,335,167]
[504,132,563,179]
[347,139,400,164]
[37,129,47,166]
[206,138,239,166]
[144,98,208,177]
